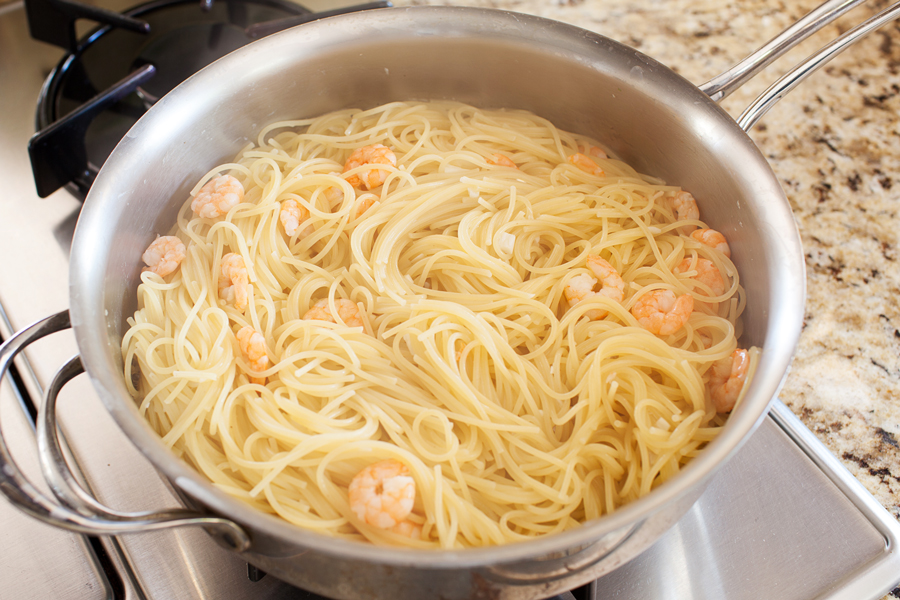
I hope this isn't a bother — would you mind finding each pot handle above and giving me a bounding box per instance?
[699,0,900,131]
[698,0,866,103]
[0,311,251,551]
[734,1,900,131]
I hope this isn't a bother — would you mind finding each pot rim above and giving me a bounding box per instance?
[69,5,805,567]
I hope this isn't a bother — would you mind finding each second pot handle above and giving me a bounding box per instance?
[697,0,900,131]
[698,0,866,102]
[0,311,250,551]
[735,1,900,131]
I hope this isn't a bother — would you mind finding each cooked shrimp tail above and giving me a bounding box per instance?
[676,257,726,297]
[631,289,693,335]
[219,253,250,311]
[691,228,731,258]
[302,298,363,328]
[355,196,377,219]
[390,520,422,540]
[343,144,397,190]
[142,235,185,277]
[280,199,311,238]
[487,153,517,168]
[236,326,268,385]
[348,459,416,529]
[564,255,624,320]
[191,174,244,219]
[577,143,608,158]
[567,152,604,177]
[709,349,749,413]
[669,191,699,233]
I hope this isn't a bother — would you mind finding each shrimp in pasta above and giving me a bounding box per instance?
[218,253,249,311]
[142,236,185,277]
[303,299,363,328]
[564,255,624,320]
[236,326,268,385]
[632,289,694,335]
[343,144,396,190]
[349,460,416,530]
[192,175,243,219]
[692,228,731,258]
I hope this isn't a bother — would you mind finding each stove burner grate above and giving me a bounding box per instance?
[26,0,389,199]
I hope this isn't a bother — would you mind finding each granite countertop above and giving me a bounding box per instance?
[398,0,900,585]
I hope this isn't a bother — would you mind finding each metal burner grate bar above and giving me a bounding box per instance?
[24,0,149,51]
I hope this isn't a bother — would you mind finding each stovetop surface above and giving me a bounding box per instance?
[2,1,900,599]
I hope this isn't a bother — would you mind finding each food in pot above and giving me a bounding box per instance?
[122,101,756,548]
[141,235,186,277]
[349,458,419,535]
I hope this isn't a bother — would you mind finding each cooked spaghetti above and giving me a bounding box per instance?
[122,101,756,549]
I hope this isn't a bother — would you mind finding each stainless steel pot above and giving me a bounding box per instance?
[2,2,898,598]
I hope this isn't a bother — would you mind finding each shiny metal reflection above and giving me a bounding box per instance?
[588,402,900,600]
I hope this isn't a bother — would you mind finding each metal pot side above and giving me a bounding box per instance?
[68,7,805,599]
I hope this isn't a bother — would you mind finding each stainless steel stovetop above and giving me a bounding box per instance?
[2,1,900,599]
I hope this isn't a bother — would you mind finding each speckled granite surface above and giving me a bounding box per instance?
[397,0,900,593]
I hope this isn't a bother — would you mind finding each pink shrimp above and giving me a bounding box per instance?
[191,175,244,219]
[302,298,364,328]
[355,196,376,219]
[389,519,422,540]
[567,152,604,177]
[236,326,268,385]
[487,153,518,169]
[669,191,699,224]
[691,228,731,258]
[141,235,185,277]
[577,144,608,158]
[348,459,416,530]
[676,258,726,297]
[454,340,465,363]
[279,199,311,237]
[631,289,694,335]
[708,349,749,413]
[697,329,713,349]
[343,144,397,190]
[219,253,249,312]
[564,255,625,320]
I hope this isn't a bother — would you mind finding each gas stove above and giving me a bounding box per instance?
[1,1,900,598]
